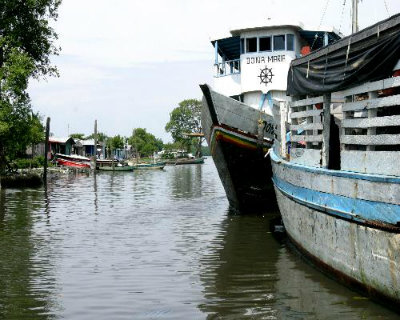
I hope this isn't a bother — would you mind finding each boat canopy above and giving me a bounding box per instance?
[298,30,340,49]
[287,13,400,96]
[211,36,240,61]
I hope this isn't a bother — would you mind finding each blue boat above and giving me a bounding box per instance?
[271,11,400,306]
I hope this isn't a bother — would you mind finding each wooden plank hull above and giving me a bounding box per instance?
[271,149,400,306]
[97,166,134,171]
[200,84,276,212]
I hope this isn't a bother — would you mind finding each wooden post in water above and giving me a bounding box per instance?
[111,147,115,170]
[43,117,50,182]
[93,120,97,171]
[322,94,331,168]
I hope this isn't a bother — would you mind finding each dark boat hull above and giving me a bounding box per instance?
[200,84,276,213]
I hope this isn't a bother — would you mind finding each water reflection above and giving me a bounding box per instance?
[199,214,281,319]
[0,188,61,319]
[169,164,203,199]
[0,160,398,319]
[199,213,399,319]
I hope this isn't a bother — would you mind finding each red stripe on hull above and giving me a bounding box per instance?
[56,159,90,168]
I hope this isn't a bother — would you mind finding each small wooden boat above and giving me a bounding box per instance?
[55,153,91,168]
[132,162,165,170]
[175,157,204,165]
[97,165,134,172]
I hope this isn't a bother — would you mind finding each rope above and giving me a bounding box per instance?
[338,0,347,34]
[311,0,331,50]
[383,0,390,18]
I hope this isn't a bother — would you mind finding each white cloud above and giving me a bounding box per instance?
[29,0,400,139]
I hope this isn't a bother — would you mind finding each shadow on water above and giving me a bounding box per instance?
[0,187,61,319]
[198,211,399,319]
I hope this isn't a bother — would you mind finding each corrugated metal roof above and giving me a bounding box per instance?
[49,137,75,144]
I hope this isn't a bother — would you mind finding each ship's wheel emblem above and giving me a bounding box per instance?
[259,66,274,85]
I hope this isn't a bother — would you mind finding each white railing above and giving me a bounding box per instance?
[214,59,240,77]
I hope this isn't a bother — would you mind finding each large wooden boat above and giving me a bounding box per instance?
[200,21,340,212]
[271,12,400,306]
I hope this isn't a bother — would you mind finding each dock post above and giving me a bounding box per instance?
[93,119,97,171]
[43,117,50,182]
[322,94,331,168]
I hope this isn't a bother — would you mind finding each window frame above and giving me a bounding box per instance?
[286,34,295,51]
[273,34,286,51]
[245,37,258,53]
[259,36,272,52]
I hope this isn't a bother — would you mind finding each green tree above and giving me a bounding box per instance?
[129,128,163,158]
[69,133,85,140]
[0,1,61,172]
[105,135,124,158]
[86,132,108,142]
[165,99,203,155]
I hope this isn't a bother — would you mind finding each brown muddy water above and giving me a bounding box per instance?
[0,158,398,319]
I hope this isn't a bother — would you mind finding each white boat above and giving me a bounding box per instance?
[271,9,400,306]
[200,20,340,212]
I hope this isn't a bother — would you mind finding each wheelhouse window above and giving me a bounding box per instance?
[240,38,244,54]
[273,35,285,51]
[259,36,271,52]
[246,37,257,53]
[286,34,294,51]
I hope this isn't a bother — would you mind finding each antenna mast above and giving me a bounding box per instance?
[352,0,358,33]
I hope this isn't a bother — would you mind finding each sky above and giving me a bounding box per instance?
[28,0,400,142]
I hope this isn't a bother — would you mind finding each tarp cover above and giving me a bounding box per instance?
[287,14,400,96]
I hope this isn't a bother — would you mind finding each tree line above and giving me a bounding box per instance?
[0,1,205,172]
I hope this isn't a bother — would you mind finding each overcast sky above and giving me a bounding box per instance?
[28,0,400,142]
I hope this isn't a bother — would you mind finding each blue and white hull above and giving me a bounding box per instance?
[271,149,400,306]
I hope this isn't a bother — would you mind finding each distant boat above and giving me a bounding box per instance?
[97,165,134,172]
[132,162,166,170]
[54,153,91,168]
[175,157,204,165]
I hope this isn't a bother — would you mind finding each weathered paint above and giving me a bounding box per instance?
[210,125,271,153]
[273,175,400,228]
[201,84,276,212]
[271,151,400,304]
[272,146,400,211]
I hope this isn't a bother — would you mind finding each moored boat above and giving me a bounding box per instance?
[132,162,166,170]
[175,157,204,165]
[200,21,340,212]
[97,165,134,172]
[54,153,91,168]
[272,12,400,306]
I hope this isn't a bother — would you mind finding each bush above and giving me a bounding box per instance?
[14,156,46,169]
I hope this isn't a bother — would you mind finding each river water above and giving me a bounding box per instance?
[0,158,398,319]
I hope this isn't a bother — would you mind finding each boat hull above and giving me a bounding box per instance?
[97,166,134,171]
[55,158,90,168]
[271,150,400,306]
[175,158,204,165]
[200,84,276,212]
[133,163,165,170]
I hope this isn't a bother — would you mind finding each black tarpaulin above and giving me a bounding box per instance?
[287,13,400,96]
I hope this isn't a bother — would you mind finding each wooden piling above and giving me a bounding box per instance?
[94,120,97,171]
[43,117,50,182]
